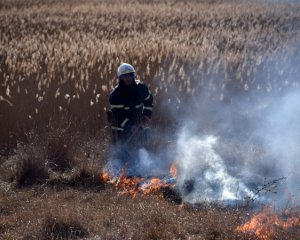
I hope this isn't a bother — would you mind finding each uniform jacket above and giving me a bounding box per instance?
[109,80,153,135]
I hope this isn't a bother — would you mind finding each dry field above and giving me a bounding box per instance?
[1,0,300,239]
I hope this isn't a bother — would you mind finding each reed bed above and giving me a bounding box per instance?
[1,0,300,151]
[1,1,300,239]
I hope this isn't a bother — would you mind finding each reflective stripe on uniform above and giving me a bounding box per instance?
[111,126,124,131]
[124,107,130,110]
[144,94,151,101]
[143,106,153,111]
[111,104,124,109]
[135,103,143,109]
[121,118,129,127]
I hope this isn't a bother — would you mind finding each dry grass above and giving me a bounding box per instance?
[42,215,89,239]
[1,0,300,149]
[1,0,300,239]
[1,168,299,239]
[0,127,108,190]
[0,138,48,187]
[0,185,253,239]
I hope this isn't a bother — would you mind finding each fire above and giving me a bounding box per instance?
[100,163,178,198]
[115,175,142,198]
[139,177,170,195]
[237,207,300,239]
[170,162,178,178]
[100,171,110,182]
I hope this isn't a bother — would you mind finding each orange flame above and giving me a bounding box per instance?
[170,162,178,179]
[99,163,178,198]
[139,177,170,195]
[115,175,142,198]
[100,171,110,182]
[237,207,300,239]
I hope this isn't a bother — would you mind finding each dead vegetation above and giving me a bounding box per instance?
[0,128,107,191]
[42,215,89,240]
[1,0,300,239]
[0,185,253,239]
[1,0,300,150]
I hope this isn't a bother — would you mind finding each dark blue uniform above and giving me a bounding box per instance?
[109,79,153,143]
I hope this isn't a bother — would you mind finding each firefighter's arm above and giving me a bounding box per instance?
[109,96,132,132]
[142,87,153,123]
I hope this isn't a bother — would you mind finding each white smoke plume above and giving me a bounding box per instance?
[104,90,300,207]
[105,41,300,207]
[176,132,254,203]
[105,144,172,178]
[254,91,300,205]
[174,89,300,206]
[105,85,300,208]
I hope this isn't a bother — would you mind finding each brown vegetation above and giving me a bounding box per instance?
[1,0,300,239]
[0,185,253,239]
[1,0,300,149]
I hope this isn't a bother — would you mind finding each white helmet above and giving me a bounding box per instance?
[117,63,136,79]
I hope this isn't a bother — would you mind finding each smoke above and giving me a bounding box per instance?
[174,86,300,206]
[105,143,172,178]
[105,85,300,207]
[105,43,300,207]
[104,82,300,208]
[255,91,300,204]
[176,132,254,203]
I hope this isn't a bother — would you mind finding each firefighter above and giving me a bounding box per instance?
[108,63,153,145]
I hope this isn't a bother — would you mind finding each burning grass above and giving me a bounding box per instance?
[237,207,300,240]
[1,150,300,239]
[101,174,176,199]
[1,0,300,239]
[100,162,177,199]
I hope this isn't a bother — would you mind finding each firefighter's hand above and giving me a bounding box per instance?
[142,115,151,125]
